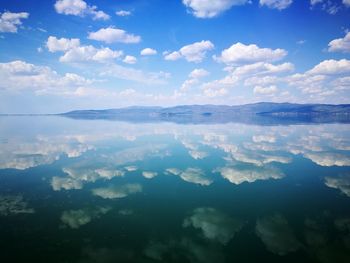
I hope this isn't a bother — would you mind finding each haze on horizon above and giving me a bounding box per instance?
[0,0,350,114]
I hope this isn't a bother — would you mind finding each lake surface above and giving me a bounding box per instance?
[0,116,350,263]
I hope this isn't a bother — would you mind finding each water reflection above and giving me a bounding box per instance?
[0,116,349,262]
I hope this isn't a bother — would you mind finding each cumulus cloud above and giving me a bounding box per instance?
[123,55,137,64]
[92,183,142,199]
[0,195,35,216]
[325,174,350,197]
[46,36,124,63]
[0,11,29,33]
[179,167,213,185]
[218,166,284,184]
[116,10,131,17]
[328,32,350,53]
[256,214,301,255]
[164,40,214,63]
[189,68,210,79]
[304,152,350,166]
[51,176,83,191]
[214,42,287,64]
[182,0,249,18]
[88,26,141,44]
[0,60,93,94]
[254,85,278,95]
[142,171,158,179]
[307,59,350,75]
[54,0,110,20]
[140,48,157,56]
[61,206,110,229]
[260,0,293,10]
[46,36,80,52]
[183,207,243,244]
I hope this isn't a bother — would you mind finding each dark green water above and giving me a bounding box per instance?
[0,116,350,263]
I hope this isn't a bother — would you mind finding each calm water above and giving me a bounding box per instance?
[0,116,350,263]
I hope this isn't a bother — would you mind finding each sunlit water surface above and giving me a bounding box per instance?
[0,116,350,263]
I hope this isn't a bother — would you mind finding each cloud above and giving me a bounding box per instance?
[46,36,81,52]
[218,166,284,184]
[142,171,158,179]
[88,27,141,44]
[123,55,137,64]
[214,42,287,64]
[0,11,29,33]
[310,0,341,14]
[307,59,350,75]
[51,176,83,191]
[328,32,350,53]
[0,60,93,94]
[92,183,142,199]
[189,68,210,79]
[256,214,301,255]
[46,36,124,63]
[304,152,350,167]
[260,0,293,10]
[183,207,243,244]
[182,0,249,18]
[254,85,278,95]
[61,207,110,229]
[179,167,213,185]
[116,10,132,17]
[344,0,350,7]
[0,195,35,216]
[164,40,214,63]
[325,174,350,197]
[54,0,110,20]
[140,48,157,56]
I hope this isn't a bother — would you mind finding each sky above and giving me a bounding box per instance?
[0,0,350,113]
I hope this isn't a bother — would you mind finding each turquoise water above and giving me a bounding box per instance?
[0,116,350,262]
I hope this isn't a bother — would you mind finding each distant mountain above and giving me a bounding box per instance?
[61,102,350,125]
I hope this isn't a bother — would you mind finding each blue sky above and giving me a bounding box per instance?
[0,0,350,113]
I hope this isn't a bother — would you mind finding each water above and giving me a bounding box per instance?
[0,116,350,263]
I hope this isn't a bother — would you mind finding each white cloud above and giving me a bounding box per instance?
[310,0,340,14]
[0,11,29,33]
[182,0,249,18]
[328,32,350,53]
[140,48,157,56]
[260,0,293,10]
[46,36,124,63]
[307,59,350,75]
[230,62,294,76]
[142,171,158,179]
[189,68,209,78]
[344,0,350,7]
[61,207,110,229]
[304,152,350,167]
[164,40,214,63]
[218,166,284,184]
[215,42,287,64]
[123,55,137,64]
[116,10,132,16]
[179,167,213,185]
[54,0,110,20]
[256,214,301,255]
[183,207,243,244]
[92,183,142,199]
[51,176,83,191]
[254,85,278,95]
[0,60,93,94]
[46,36,80,52]
[325,174,350,197]
[0,195,35,216]
[88,27,141,44]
